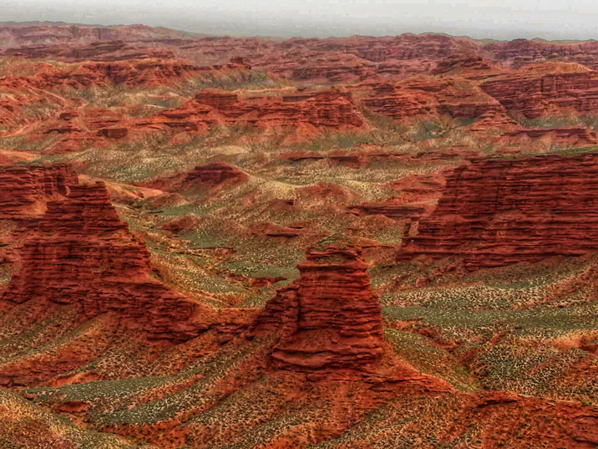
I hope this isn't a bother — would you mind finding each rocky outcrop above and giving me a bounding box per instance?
[503,127,598,145]
[142,162,247,193]
[141,89,365,132]
[251,246,385,370]
[362,77,509,123]
[0,164,78,218]
[485,39,598,70]
[431,55,504,79]
[1,181,201,341]
[0,58,230,90]
[481,63,598,118]
[399,153,598,270]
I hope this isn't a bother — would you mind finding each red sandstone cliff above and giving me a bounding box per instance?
[361,77,513,126]
[137,89,365,133]
[251,246,385,370]
[0,164,78,218]
[1,180,202,341]
[481,62,598,118]
[399,153,598,270]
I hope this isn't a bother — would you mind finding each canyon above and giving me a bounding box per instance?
[1,22,598,448]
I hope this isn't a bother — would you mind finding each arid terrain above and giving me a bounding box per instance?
[1,22,598,448]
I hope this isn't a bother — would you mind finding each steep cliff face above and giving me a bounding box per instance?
[362,77,511,124]
[399,153,598,270]
[0,164,78,218]
[142,89,365,132]
[1,181,201,341]
[481,63,598,118]
[252,246,385,370]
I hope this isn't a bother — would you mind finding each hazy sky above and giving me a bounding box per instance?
[3,0,598,40]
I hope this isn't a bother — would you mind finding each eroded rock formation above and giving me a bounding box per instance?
[485,39,598,70]
[142,162,247,193]
[503,127,598,145]
[481,63,598,118]
[362,77,511,124]
[252,246,385,370]
[1,180,201,341]
[146,89,365,132]
[399,153,598,269]
[430,55,504,79]
[0,59,205,89]
[0,164,78,218]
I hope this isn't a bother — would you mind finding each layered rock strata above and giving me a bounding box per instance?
[481,63,598,118]
[252,246,385,370]
[399,153,598,269]
[485,39,598,70]
[0,59,205,89]
[1,181,200,341]
[145,89,364,132]
[362,78,509,123]
[0,164,78,218]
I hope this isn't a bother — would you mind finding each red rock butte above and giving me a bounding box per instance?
[252,246,385,370]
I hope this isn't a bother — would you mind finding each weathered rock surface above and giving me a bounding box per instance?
[431,55,504,79]
[503,126,598,145]
[349,201,433,221]
[1,180,201,341]
[481,63,598,118]
[0,57,252,91]
[4,40,176,62]
[0,59,200,89]
[485,39,598,70]
[0,164,78,218]
[252,246,385,370]
[399,153,598,269]
[145,89,365,132]
[142,162,247,193]
[362,77,511,124]
[0,23,191,47]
